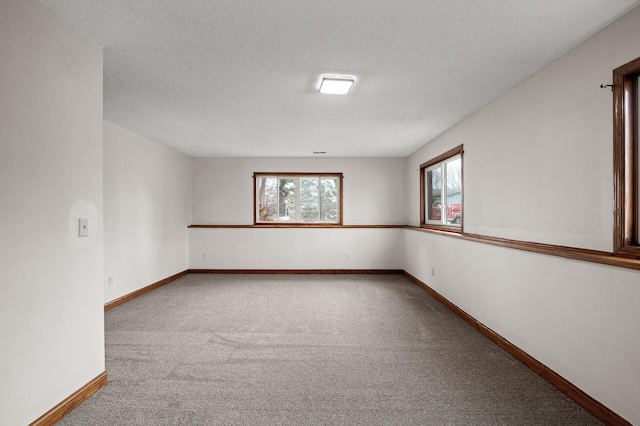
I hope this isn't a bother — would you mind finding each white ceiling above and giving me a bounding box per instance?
[40,0,639,158]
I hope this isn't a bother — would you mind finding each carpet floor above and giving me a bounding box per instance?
[59,274,601,425]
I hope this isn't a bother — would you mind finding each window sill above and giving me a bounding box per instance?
[419,224,462,233]
[614,246,640,260]
[189,224,404,229]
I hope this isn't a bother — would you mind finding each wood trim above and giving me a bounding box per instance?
[189,269,403,275]
[624,76,637,246]
[419,223,462,233]
[402,272,632,426]
[419,160,425,225]
[104,270,188,311]
[253,172,344,177]
[613,56,640,258]
[188,224,403,229]
[30,372,107,426]
[191,224,640,270]
[613,64,625,251]
[253,223,345,228]
[253,172,344,226]
[404,226,640,271]
[419,144,464,232]
[339,174,344,226]
[253,171,258,227]
[419,145,464,169]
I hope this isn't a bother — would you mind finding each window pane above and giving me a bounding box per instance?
[278,178,296,221]
[300,178,319,222]
[257,177,277,221]
[420,146,463,230]
[255,173,341,224]
[427,167,442,221]
[319,177,338,222]
[445,157,462,226]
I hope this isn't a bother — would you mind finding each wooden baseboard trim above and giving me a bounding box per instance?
[403,271,631,426]
[104,270,188,311]
[30,372,107,426]
[188,269,403,275]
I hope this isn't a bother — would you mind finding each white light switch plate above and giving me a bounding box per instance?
[79,218,89,237]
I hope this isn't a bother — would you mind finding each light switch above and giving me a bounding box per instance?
[79,218,89,237]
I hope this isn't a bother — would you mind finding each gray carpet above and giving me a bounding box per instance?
[59,274,601,425]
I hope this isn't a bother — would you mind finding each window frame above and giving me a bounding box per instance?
[613,57,640,258]
[419,145,464,232]
[253,172,343,226]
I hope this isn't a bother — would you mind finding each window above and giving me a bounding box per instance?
[420,145,463,230]
[254,173,343,225]
[613,56,640,258]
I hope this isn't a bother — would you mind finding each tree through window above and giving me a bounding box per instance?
[254,173,342,225]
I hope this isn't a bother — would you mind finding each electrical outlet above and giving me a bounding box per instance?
[108,276,114,286]
[202,252,208,260]
[345,253,351,261]
[431,268,435,277]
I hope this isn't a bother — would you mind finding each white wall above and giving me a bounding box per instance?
[190,227,403,270]
[403,230,640,422]
[404,6,640,424]
[190,157,405,270]
[2,0,635,423]
[406,9,640,252]
[0,1,104,424]
[192,157,405,225]
[104,121,191,303]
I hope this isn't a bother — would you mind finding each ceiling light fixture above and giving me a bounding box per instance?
[319,76,354,95]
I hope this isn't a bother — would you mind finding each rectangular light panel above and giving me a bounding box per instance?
[320,77,354,95]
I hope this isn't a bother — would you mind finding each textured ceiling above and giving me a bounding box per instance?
[40,0,639,157]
